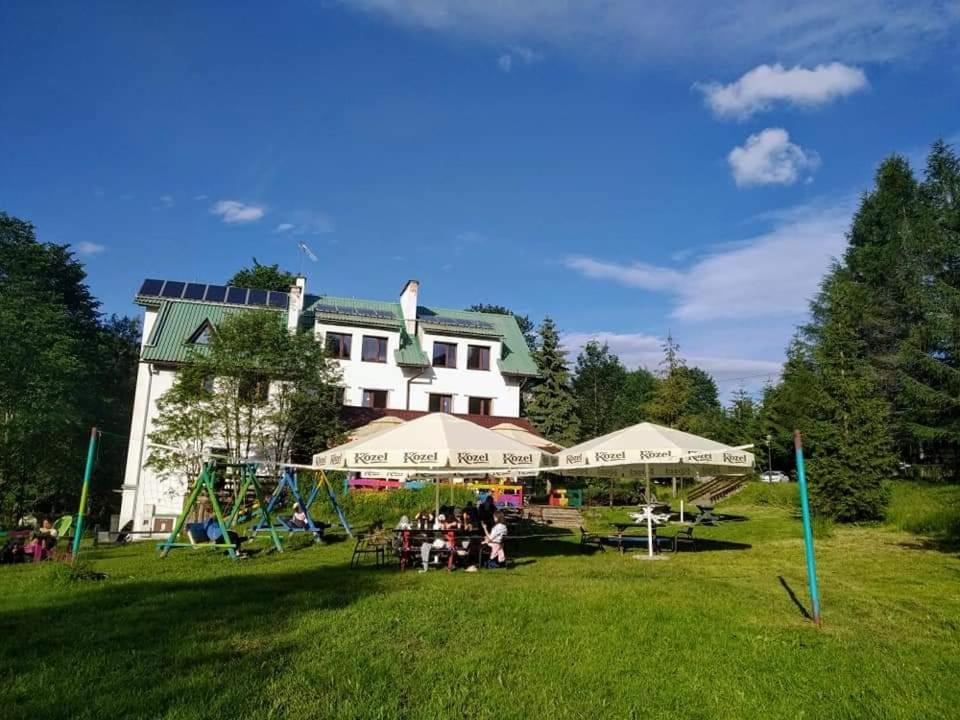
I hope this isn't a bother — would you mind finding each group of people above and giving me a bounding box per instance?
[398,495,508,573]
[0,518,61,564]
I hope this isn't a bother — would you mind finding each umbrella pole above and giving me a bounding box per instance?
[435,477,440,517]
[645,464,651,502]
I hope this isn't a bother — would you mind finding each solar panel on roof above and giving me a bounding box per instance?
[247,289,268,307]
[183,283,206,300]
[139,278,164,296]
[205,285,226,303]
[226,287,247,305]
[161,281,186,299]
[428,315,495,330]
[268,291,288,308]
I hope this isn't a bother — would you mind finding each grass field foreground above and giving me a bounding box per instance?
[2,481,959,720]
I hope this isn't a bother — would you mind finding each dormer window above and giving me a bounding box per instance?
[188,320,215,345]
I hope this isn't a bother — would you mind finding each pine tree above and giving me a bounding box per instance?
[896,141,960,470]
[572,341,626,440]
[805,270,896,521]
[645,333,693,429]
[525,317,580,447]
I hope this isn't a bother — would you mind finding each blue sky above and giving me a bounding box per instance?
[2,1,959,397]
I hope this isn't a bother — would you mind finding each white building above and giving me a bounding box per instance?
[119,277,538,534]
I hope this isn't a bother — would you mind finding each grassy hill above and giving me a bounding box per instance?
[1,481,958,719]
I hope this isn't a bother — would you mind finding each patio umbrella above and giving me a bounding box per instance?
[555,422,753,560]
[490,422,566,453]
[312,412,557,514]
[347,415,405,442]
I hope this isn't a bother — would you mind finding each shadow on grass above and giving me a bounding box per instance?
[896,536,960,556]
[778,575,813,620]
[0,559,390,719]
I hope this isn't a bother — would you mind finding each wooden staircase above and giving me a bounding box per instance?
[525,505,584,530]
[687,477,747,505]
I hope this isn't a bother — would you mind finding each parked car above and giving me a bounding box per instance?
[760,470,790,483]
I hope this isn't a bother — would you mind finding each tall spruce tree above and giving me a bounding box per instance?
[896,141,960,471]
[572,341,626,440]
[645,333,694,429]
[804,269,896,521]
[526,317,580,447]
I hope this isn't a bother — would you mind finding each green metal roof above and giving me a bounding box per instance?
[395,328,429,367]
[138,292,536,376]
[419,306,538,377]
[141,301,287,364]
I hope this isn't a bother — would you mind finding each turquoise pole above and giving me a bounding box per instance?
[793,430,822,627]
[71,426,98,559]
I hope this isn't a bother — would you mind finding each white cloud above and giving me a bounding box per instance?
[565,199,852,322]
[75,241,106,255]
[159,194,174,207]
[275,211,334,235]
[210,200,266,224]
[696,63,868,120]
[728,128,820,187]
[193,194,208,201]
[343,1,959,65]
[564,257,683,291]
[497,53,512,72]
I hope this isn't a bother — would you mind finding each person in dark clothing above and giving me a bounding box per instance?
[478,494,496,529]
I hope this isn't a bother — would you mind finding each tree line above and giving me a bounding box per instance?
[523,141,960,522]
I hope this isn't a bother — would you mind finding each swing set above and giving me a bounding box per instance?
[250,466,353,542]
[155,450,352,560]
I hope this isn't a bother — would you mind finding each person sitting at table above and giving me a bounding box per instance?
[462,501,479,530]
[414,510,433,530]
[419,513,450,573]
[25,518,58,561]
[478,494,496,529]
[483,511,508,569]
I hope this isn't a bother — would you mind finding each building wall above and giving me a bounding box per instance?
[121,312,525,535]
[315,321,521,416]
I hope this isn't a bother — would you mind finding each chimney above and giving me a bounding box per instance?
[399,279,419,334]
[287,276,306,333]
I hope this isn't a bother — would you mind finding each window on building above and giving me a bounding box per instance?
[468,397,492,415]
[467,345,491,371]
[429,393,453,413]
[363,389,388,409]
[362,335,388,363]
[239,375,270,403]
[432,342,457,368]
[188,320,215,346]
[202,375,216,394]
[325,332,352,360]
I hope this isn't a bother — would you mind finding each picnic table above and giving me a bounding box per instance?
[608,522,671,554]
[693,505,720,526]
[391,528,490,571]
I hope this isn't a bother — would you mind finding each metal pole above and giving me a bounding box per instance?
[793,430,822,627]
[71,426,98,560]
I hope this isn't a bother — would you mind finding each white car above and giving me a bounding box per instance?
[760,470,789,483]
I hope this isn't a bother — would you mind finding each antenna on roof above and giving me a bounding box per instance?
[296,241,318,276]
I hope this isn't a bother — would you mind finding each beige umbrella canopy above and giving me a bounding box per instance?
[490,422,566,453]
[557,422,753,475]
[555,421,754,497]
[347,415,405,442]
[313,412,557,474]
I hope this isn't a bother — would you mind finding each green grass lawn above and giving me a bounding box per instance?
[2,482,959,720]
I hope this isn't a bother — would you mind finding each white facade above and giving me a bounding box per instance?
[315,322,521,416]
[118,277,532,536]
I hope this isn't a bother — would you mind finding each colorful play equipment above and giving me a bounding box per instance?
[548,486,583,508]
[473,481,524,508]
[253,467,353,540]
[158,461,282,559]
[347,476,427,492]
